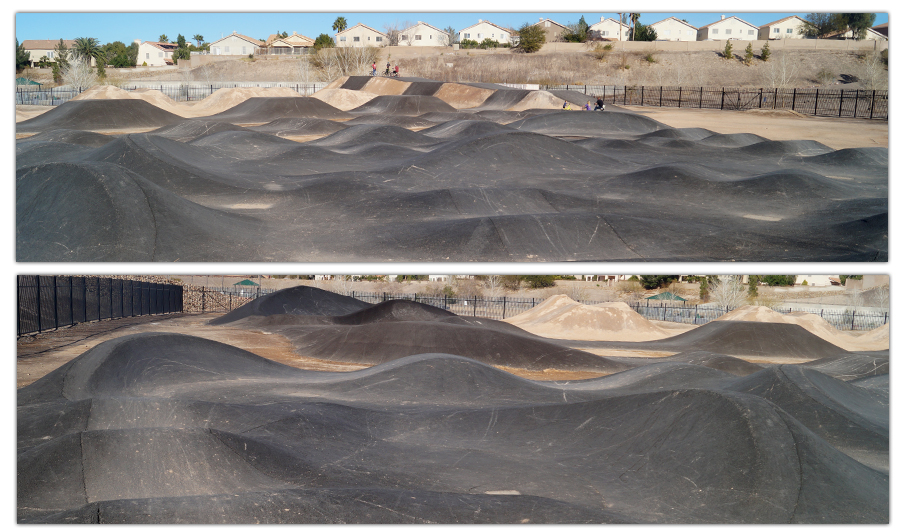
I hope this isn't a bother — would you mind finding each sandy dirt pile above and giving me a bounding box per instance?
[71,85,183,115]
[312,88,379,110]
[506,90,567,111]
[363,77,411,95]
[15,105,53,122]
[433,82,495,109]
[716,305,889,351]
[504,294,682,341]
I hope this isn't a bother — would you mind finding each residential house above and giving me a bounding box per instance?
[264,32,314,54]
[208,31,264,56]
[20,39,95,67]
[823,27,888,41]
[588,17,631,41]
[335,23,388,47]
[528,18,569,42]
[870,21,888,38]
[459,19,513,45]
[649,17,698,41]
[794,275,840,287]
[758,15,809,40]
[136,40,178,66]
[398,21,450,46]
[697,15,759,41]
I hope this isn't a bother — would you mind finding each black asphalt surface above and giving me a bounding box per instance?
[19,291,889,523]
[16,79,888,261]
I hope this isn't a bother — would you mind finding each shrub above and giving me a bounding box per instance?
[638,275,678,290]
[644,52,656,63]
[479,38,500,49]
[516,22,546,53]
[744,42,753,65]
[815,68,835,84]
[723,39,733,60]
[761,275,796,286]
[760,41,771,61]
[459,39,479,49]
[523,275,556,289]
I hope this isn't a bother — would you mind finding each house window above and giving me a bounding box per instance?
[340,36,346,41]
[158,52,163,57]
[415,35,422,40]
[401,35,408,40]
[47,51,54,58]
[429,35,432,39]
[786,28,793,34]
[725,29,732,35]
[464,33,470,38]
[748,29,755,35]
[224,46,230,52]
[774,28,780,33]
[712,29,718,34]
[353,36,360,42]
[242,46,246,54]
[601,30,607,36]
[477,33,482,39]
[500,34,505,39]
[376,36,382,41]
[545,21,550,27]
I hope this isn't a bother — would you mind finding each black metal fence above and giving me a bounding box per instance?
[17,276,183,336]
[544,84,888,120]
[15,82,326,105]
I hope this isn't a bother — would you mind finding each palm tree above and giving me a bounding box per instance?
[332,16,348,33]
[629,13,640,41]
[72,36,105,78]
[159,34,169,43]
[193,34,204,47]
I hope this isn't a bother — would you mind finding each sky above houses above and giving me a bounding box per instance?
[16,8,888,45]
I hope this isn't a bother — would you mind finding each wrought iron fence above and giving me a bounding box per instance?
[15,81,327,106]
[543,84,888,120]
[17,275,183,336]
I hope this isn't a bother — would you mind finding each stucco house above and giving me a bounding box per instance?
[527,18,569,42]
[589,17,631,41]
[757,15,809,40]
[335,23,388,47]
[459,19,513,44]
[264,32,314,54]
[21,39,95,67]
[136,40,178,66]
[649,17,698,41]
[398,21,450,46]
[823,27,888,41]
[697,16,759,41]
[208,32,264,56]
[794,275,841,287]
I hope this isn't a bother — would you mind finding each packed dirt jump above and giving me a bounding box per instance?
[18,288,888,523]
[16,77,887,261]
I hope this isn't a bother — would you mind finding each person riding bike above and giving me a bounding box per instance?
[595,96,605,111]
[393,64,399,77]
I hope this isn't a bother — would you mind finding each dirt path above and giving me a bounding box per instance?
[623,105,888,150]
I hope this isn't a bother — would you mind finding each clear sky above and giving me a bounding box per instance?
[16,9,889,45]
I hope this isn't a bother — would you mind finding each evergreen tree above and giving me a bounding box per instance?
[313,33,335,49]
[760,41,771,61]
[516,22,546,53]
[16,39,32,71]
[748,276,758,298]
[744,42,753,65]
[723,39,733,59]
[633,21,657,41]
[699,277,709,302]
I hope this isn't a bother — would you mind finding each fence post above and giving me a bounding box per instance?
[641,85,644,106]
[83,279,87,321]
[201,287,206,313]
[473,296,477,317]
[659,86,663,107]
[532,298,535,308]
[720,88,725,110]
[52,276,59,330]
[35,276,42,333]
[838,89,844,117]
[851,310,856,330]
[699,86,703,109]
[678,87,682,108]
[854,90,859,117]
[229,293,232,311]
[792,88,797,111]
[70,276,74,325]
[758,88,762,108]
[870,90,876,119]
[502,296,507,319]
[814,89,819,115]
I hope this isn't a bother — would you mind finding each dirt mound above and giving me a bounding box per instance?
[504,294,677,341]
[362,76,412,95]
[16,99,185,134]
[183,87,303,117]
[210,286,372,325]
[716,306,888,351]
[311,88,379,110]
[323,75,349,90]
[434,83,494,109]
[506,90,567,111]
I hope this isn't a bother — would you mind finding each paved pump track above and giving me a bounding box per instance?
[18,288,889,523]
[16,77,887,261]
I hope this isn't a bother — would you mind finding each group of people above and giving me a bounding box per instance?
[562,97,605,111]
[372,62,399,77]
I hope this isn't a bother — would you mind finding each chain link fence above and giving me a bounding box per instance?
[543,84,888,120]
[17,275,183,336]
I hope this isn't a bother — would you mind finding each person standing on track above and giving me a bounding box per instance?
[372,61,377,76]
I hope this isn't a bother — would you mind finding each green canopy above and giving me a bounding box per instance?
[233,279,259,286]
[646,291,686,302]
[16,77,41,86]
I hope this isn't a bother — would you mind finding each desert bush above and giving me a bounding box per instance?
[523,275,556,289]
[744,43,753,65]
[644,52,656,64]
[62,57,98,91]
[760,42,771,61]
[753,291,783,309]
[710,275,746,309]
[815,67,835,84]
[723,39,733,60]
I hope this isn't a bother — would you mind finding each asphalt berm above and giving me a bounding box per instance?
[16,78,887,261]
[18,288,889,523]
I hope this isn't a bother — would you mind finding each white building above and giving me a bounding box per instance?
[758,15,809,40]
[208,31,264,56]
[649,17,698,41]
[265,32,314,54]
[335,23,388,47]
[398,21,450,46]
[794,275,840,287]
[589,17,631,41]
[459,19,513,45]
[136,40,178,66]
[697,16,759,41]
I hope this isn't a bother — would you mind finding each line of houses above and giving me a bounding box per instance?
[21,15,887,68]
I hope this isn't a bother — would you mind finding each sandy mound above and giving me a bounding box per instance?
[312,88,379,110]
[504,294,678,341]
[362,77,412,95]
[434,83,495,109]
[15,105,53,123]
[323,76,349,90]
[506,90,567,111]
[181,86,303,117]
[716,305,888,351]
